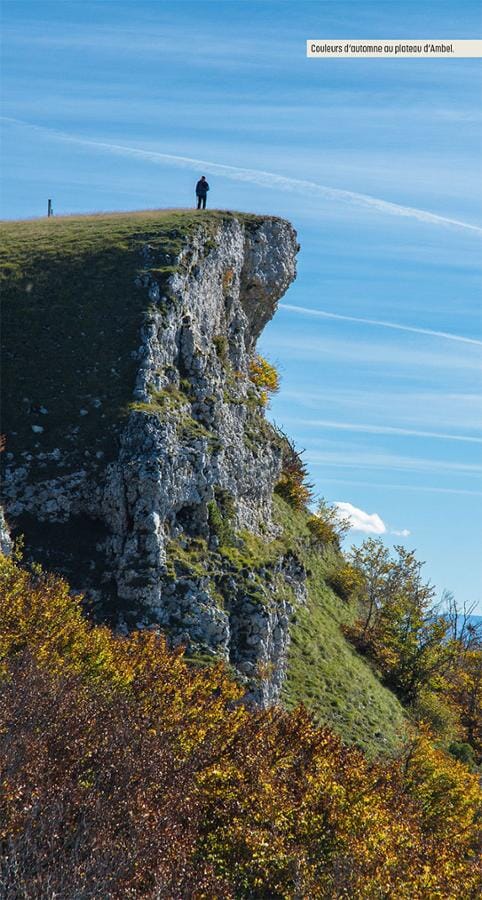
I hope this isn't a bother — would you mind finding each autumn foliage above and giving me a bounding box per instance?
[248,353,280,406]
[343,539,482,766]
[0,553,481,898]
[274,433,313,510]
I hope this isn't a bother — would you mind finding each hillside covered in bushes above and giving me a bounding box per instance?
[0,550,481,898]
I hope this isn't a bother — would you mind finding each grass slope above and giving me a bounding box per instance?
[273,497,407,757]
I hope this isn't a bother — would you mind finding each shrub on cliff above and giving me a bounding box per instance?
[307,497,351,549]
[326,561,365,602]
[274,432,313,510]
[248,354,279,406]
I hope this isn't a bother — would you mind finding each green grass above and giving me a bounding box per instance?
[0,209,268,475]
[128,384,191,422]
[202,493,407,756]
[166,537,210,580]
[272,496,407,758]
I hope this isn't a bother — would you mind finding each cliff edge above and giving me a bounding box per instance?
[1,210,406,748]
[2,211,301,703]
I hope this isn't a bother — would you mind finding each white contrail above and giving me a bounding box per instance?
[2,116,482,235]
[280,303,482,347]
[289,417,482,444]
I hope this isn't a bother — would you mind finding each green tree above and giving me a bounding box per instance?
[345,540,455,705]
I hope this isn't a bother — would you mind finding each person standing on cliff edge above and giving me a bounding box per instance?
[195,176,209,209]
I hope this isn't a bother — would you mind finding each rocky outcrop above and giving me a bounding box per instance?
[1,213,305,704]
[0,506,12,556]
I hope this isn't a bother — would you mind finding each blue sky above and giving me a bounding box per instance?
[2,0,481,610]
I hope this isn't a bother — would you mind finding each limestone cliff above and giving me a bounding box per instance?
[2,210,409,752]
[1,211,303,703]
[0,506,12,556]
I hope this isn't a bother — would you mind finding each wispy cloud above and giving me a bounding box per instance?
[264,333,481,373]
[2,23,284,70]
[278,389,482,432]
[279,304,482,348]
[320,478,482,498]
[305,448,482,477]
[288,418,482,445]
[2,116,482,235]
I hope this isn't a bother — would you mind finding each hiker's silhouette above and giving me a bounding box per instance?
[195,176,209,209]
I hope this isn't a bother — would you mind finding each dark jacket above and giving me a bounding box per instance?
[196,179,210,196]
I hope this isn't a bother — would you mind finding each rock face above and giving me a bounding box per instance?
[0,506,12,556]
[1,213,305,704]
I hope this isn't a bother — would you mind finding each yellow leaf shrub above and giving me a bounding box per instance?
[0,553,480,897]
[249,354,279,405]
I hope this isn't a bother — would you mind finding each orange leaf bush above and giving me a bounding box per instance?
[0,553,480,897]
